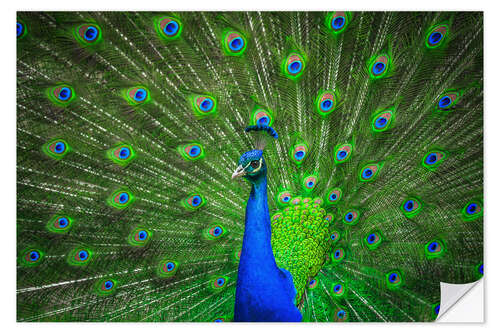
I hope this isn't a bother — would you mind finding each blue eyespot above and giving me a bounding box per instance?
[104,280,114,290]
[428,242,439,252]
[217,278,225,286]
[337,310,346,318]
[288,61,302,74]
[79,250,88,261]
[58,217,68,227]
[434,304,440,315]
[54,142,66,153]
[334,249,341,259]
[478,264,483,275]
[362,169,373,178]
[163,21,179,36]
[426,153,437,164]
[345,213,353,222]
[257,116,270,126]
[138,231,147,240]
[229,37,244,51]
[213,226,222,236]
[321,99,333,111]
[332,16,345,30]
[367,233,376,244]
[200,98,213,112]
[30,251,40,261]
[166,262,175,271]
[389,273,398,283]
[334,284,342,292]
[337,150,347,160]
[438,96,451,109]
[466,203,478,215]
[360,164,380,181]
[375,117,387,128]
[189,146,200,157]
[134,89,147,102]
[295,151,305,160]
[119,147,130,159]
[330,193,337,201]
[372,62,386,75]
[404,200,414,212]
[58,87,71,101]
[429,32,443,46]
[119,193,129,204]
[191,195,201,207]
[84,26,98,41]
[17,22,24,37]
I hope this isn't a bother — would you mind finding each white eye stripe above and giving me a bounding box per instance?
[244,158,263,173]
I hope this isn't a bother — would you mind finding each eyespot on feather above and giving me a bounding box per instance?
[325,12,351,34]
[182,193,206,211]
[67,247,92,266]
[425,24,449,49]
[43,139,70,160]
[47,84,76,106]
[368,54,391,79]
[74,23,102,45]
[222,30,247,56]
[178,142,205,161]
[359,163,381,182]
[155,16,183,41]
[282,52,306,80]
[107,143,136,166]
[128,227,152,247]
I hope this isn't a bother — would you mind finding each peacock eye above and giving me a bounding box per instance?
[43,139,70,160]
[124,86,150,105]
[315,90,338,116]
[334,144,353,164]
[209,276,229,292]
[67,247,92,266]
[400,197,423,218]
[75,23,102,45]
[178,142,205,161]
[48,84,75,106]
[128,227,152,247]
[205,224,227,240]
[326,12,350,35]
[222,30,247,56]
[368,54,391,80]
[157,259,179,278]
[190,94,217,116]
[425,24,448,48]
[17,21,27,39]
[156,16,183,40]
[107,144,136,166]
[251,107,274,127]
[283,52,306,80]
[250,160,259,168]
[21,248,44,266]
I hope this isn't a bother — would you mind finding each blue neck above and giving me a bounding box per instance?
[241,176,276,270]
[234,173,302,322]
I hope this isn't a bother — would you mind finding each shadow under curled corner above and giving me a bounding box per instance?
[437,278,484,322]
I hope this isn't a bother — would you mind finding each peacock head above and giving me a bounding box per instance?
[232,125,277,183]
[232,149,267,182]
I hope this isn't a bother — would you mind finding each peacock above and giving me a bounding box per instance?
[16,11,483,322]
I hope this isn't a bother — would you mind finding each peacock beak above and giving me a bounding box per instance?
[232,165,246,180]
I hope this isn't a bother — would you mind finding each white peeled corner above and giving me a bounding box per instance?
[436,278,484,322]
